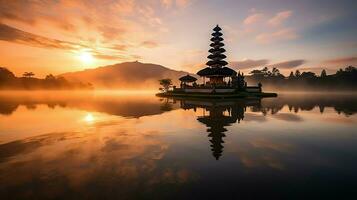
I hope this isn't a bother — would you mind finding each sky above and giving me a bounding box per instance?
[0,0,356,77]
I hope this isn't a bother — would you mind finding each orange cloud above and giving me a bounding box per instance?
[0,23,138,62]
[176,0,190,7]
[323,56,357,65]
[269,59,306,69]
[141,40,159,48]
[243,13,264,25]
[0,23,86,50]
[256,28,298,44]
[161,0,190,8]
[268,10,293,27]
[230,59,270,69]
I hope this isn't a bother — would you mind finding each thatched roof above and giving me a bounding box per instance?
[179,74,197,82]
[211,32,223,37]
[210,37,224,42]
[197,67,237,77]
[207,54,226,60]
[209,42,224,48]
[206,60,228,67]
[209,48,225,53]
[213,25,222,32]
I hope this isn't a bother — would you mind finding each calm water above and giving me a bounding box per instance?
[0,92,357,199]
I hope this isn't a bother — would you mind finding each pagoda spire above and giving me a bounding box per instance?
[206,25,228,68]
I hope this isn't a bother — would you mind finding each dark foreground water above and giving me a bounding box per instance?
[0,92,356,199]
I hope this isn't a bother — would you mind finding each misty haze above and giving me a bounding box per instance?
[0,0,357,199]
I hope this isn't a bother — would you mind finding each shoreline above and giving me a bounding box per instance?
[156,91,278,99]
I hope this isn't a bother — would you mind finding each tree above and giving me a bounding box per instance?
[45,74,56,80]
[288,71,295,79]
[262,67,269,73]
[320,69,327,78]
[159,79,172,92]
[23,72,35,78]
[295,70,301,78]
[300,72,316,79]
[271,67,280,77]
[0,67,16,81]
[345,66,356,72]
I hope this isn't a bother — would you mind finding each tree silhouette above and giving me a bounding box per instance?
[23,72,35,78]
[272,67,280,76]
[320,69,327,78]
[288,71,295,79]
[159,79,172,92]
[246,66,356,91]
[45,74,56,80]
[0,68,92,90]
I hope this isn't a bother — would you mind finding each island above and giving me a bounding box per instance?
[156,25,277,99]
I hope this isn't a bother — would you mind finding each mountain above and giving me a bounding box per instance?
[59,61,194,89]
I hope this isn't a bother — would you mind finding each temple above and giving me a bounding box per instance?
[157,25,277,98]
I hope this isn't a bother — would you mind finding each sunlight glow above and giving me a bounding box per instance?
[79,51,94,64]
[84,113,95,123]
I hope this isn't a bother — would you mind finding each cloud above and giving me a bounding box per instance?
[0,0,167,42]
[268,10,293,27]
[138,5,163,27]
[243,13,264,25]
[0,23,85,50]
[0,23,141,61]
[271,113,303,122]
[111,0,135,15]
[93,54,126,60]
[141,40,159,48]
[97,25,127,41]
[0,0,79,31]
[269,59,306,69]
[242,10,296,44]
[161,0,190,8]
[323,56,357,66]
[161,0,173,8]
[230,59,270,69]
[256,28,298,44]
[111,44,130,51]
[176,0,190,7]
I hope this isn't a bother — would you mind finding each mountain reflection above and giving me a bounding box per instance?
[0,92,180,117]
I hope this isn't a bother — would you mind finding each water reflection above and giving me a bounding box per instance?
[178,98,261,160]
[0,92,357,199]
[0,92,179,117]
[1,92,356,117]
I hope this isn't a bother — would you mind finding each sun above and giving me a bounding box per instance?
[79,51,94,64]
[84,113,95,123]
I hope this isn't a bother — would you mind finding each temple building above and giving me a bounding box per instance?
[197,25,237,85]
[157,25,278,98]
[175,25,262,94]
[179,74,197,88]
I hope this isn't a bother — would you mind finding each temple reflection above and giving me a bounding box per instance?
[177,98,262,160]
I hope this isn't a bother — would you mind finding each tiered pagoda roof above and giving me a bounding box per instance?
[179,74,197,82]
[197,25,236,77]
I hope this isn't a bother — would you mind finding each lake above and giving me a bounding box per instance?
[0,91,356,199]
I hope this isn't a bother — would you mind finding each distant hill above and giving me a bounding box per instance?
[60,61,194,89]
[0,67,92,90]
